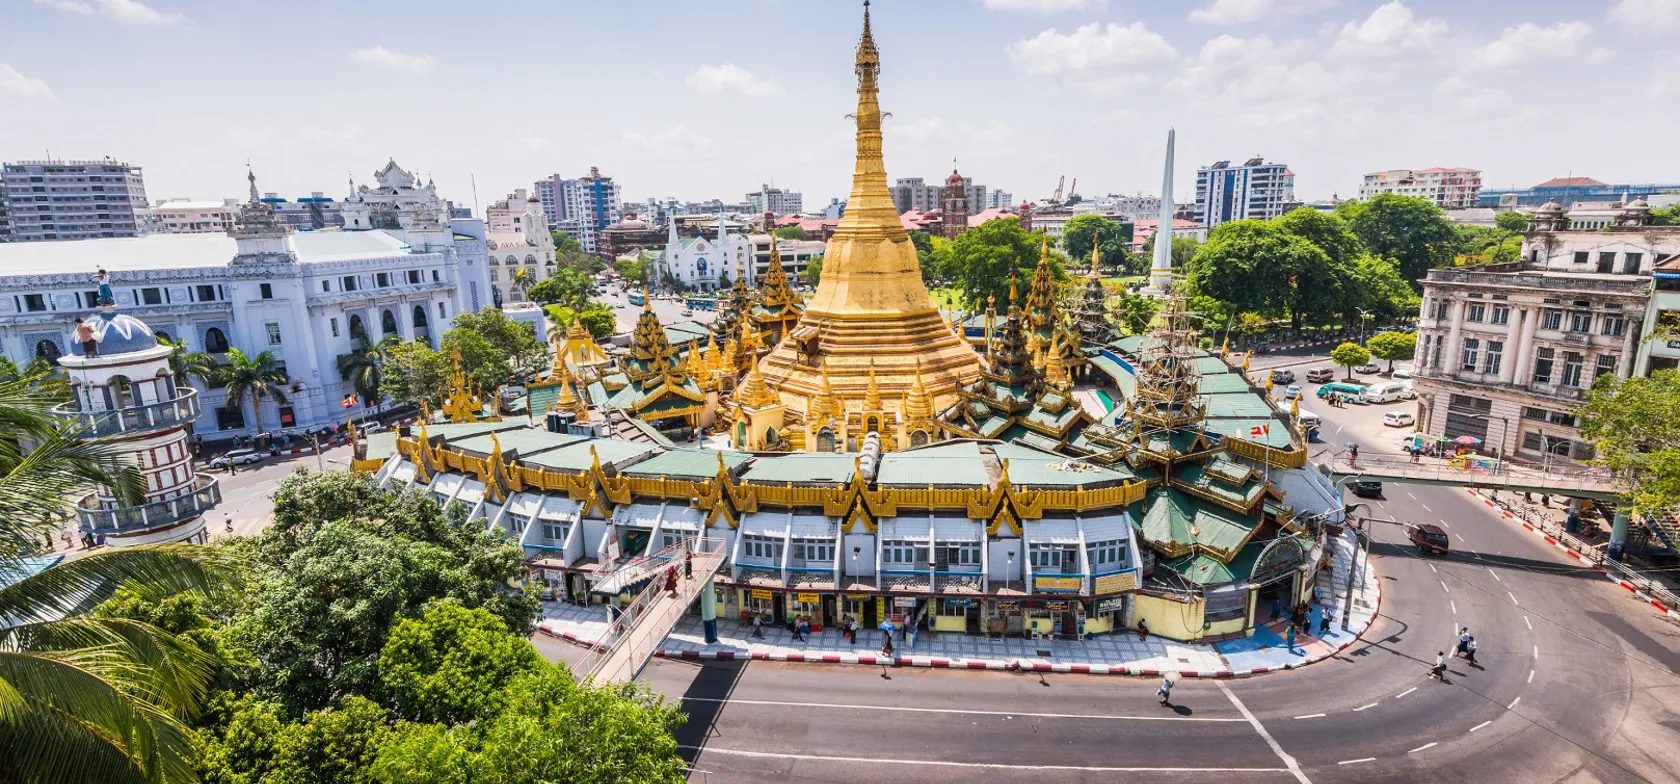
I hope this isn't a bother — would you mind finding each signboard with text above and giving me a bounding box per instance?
[1093,571,1138,595]
[1034,576,1082,594]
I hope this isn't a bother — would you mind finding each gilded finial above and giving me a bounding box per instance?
[1008,271,1019,307]
[1090,241,1101,276]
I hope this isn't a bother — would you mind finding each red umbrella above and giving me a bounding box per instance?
[1452,435,1483,447]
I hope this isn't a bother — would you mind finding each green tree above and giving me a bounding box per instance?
[337,328,402,414]
[1276,208,1362,267]
[1336,194,1460,282]
[801,256,823,288]
[908,230,938,282]
[1062,215,1133,271]
[950,217,1064,310]
[1652,203,1680,226]
[158,336,220,390]
[509,267,535,300]
[1330,341,1371,380]
[1576,369,1680,516]
[1184,220,1338,330]
[378,602,543,725]
[1365,331,1417,373]
[1346,254,1421,323]
[379,341,451,410]
[1139,233,1199,276]
[442,309,546,389]
[613,253,651,284]
[1110,288,1159,335]
[1495,211,1529,233]
[221,348,290,434]
[774,225,808,241]
[1454,224,1522,265]
[543,304,617,342]
[526,268,595,310]
[551,231,583,257]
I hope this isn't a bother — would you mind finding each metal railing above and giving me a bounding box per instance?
[76,475,220,534]
[574,536,727,685]
[1473,489,1680,611]
[1328,453,1622,499]
[52,388,200,437]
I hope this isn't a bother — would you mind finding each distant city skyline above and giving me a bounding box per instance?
[4,0,1677,210]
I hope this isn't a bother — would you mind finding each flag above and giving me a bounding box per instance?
[1249,424,1270,438]
[342,394,357,408]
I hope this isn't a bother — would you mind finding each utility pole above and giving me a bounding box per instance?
[1339,508,1399,632]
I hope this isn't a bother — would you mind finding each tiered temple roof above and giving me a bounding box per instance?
[1074,244,1115,346]
[605,296,708,429]
[750,235,804,346]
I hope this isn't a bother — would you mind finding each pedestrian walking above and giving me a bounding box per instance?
[1286,623,1296,654]
[664,565,678,597]
[1465,636,1478,665]
[1318,607,1333,636]
[684,550,693,580]
[751,613,765,639]
[1456,627,1471,657]
[1157,677,1173,706]
[881,634,894,657]
[792,615,806,642]
[224,513,234,534]
[1137,617,1149,641]
[1430,651,1447,680]
[848,618,858,646]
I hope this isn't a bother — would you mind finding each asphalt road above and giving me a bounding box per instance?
[533,357,1680,784]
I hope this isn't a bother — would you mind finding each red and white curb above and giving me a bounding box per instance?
[1470,488,1680,623]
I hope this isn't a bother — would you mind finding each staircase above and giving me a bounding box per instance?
[574,536,727,684]
[1643,514,1680,554]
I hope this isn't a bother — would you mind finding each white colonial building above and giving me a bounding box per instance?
[1411,201,1679,463]
[484,190,556,307]
[655,216,754,292]
[0,166,493,439]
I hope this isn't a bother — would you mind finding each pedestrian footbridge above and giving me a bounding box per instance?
[1325,454,1622,502]
[573,536,727,685]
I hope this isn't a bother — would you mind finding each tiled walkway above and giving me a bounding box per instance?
[537,527,1380,677]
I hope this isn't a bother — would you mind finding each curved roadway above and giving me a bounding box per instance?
[534,397,1680,783]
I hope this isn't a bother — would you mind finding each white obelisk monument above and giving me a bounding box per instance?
[1146,128,1176,295]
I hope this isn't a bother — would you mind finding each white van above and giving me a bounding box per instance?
[1298,411,1322,440]
[1364,381,1407,404]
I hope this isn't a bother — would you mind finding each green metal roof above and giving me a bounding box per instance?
[1196,373,1252,394]
[878,442,989,486]
[1205,418,1295,449]
[741,452,859,484]
[1189,356,1232,375]
[1136,487,1258,556]
[1158,541,1267,586]
[623,448,751,479]
[1199,393,1276,419]
[991,442,1136,486]
[364,432,398,461]
[452,428,586,457]
[1172,461,1263,509]
[521,438,659,471]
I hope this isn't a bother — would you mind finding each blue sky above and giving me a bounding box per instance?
[3,0,1677,212]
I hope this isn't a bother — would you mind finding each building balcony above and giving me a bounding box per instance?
[52,388,200,438]
[77,475,219,535]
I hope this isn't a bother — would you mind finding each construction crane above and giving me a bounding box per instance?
[1067,178,1078,202]
[1049,175,1064,204]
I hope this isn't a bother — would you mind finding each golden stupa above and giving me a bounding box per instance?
[756,3,983,415]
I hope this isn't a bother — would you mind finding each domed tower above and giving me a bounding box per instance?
[941,168,968,239]
[55,307,219,546]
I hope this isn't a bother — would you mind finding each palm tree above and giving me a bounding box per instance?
[156,337,220,390]
[510,267,535,301]
[336,328,400,418]
[0,372,242,783]
[219,348,289,435]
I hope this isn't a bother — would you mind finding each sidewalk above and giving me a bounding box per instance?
[537,527,1380,678]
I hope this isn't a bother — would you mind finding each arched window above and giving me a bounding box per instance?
[525,254,536,265]
[347,314,365,339]
[154,330,171,345]
[412,305,428,329]
[910,429,929,447]
[505,255,519,266]
[203,327,229,353]
[107,375,134,409]
[35,340,62,362]
[816,427,836,453]
[381,309,399,335]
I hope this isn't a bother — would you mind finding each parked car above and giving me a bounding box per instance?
[1270,369,1295,384]
[1282,384,1302,400]
[1298,411,1322,440]
[681,308,695,317]
[1356,362,1380,374]
[1364,382,1408,404]
[1382,411,1416,427]
[209,449,264,469]
[1392,367,1414,380]
[1349,480,1383,498]
[1398,381,1417,400]
[1305,367,1335,383]
[1407,523,1450,555]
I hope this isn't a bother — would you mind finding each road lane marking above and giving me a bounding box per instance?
[1489,568,1502,582]
[1508,591,1519,605]
[1509,697,1521,710]
[1396,687,1418,699]
[680,747,1292,773]
[1440,519,1450,528]
[1470,720,1492,733]
[1293,713,1326,719]
[1441,581,1451,593]
[675,698,1246,722]
[1527,670,1535,684]
[1533,645,1539,660]
[1524,616,1532,630]
[1353,702,1378,712]
[1450,601,1457,615]
[1429,563,1438,573]
[1338,758,1376,766]
[1408,492,1417,500]
[1218,682,1312,784]
[1409,742,1438,754]
[1422,504,1432,512]
[1455,533,1466,542]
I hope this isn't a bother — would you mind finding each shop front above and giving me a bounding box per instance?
[1086,569,1139,635]
[841,592,880,629]
[933,597,979,633]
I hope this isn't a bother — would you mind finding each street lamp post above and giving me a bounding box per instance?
[1469,413,1510,472]
[1356,308,1373,344]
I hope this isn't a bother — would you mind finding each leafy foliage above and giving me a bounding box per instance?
[1110,287,1159,336]
[159,336,221,390]
[377,342,451,410]
[336,329,402,412]
[948,217,1065,310]
[219,348,290,435]
[1365,331,1417,373]
[378,602,544,725]
[1454,224,1522,266]
[1335,193,1460,282]
[1330,341,1371,380]
[526,267,596,310]
[1495,211,1529,233]
[440,309,546,390]
[773,225,808,241]
[1139,232,1199,276]
[801,256,823,288]
[1577,369,1680,516]
[550,231,584,257]
[1061,215,1133,273]
[1184,219,1337,330]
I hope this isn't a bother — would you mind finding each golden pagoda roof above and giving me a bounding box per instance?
[554,318,610,370]
[808,366,838,421]
[737,361,779,411]
[756,234,801,314]
[1026,234,1057,330]
[864,360,883,411]
[904,359,934,421]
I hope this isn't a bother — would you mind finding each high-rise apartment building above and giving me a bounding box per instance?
[1192,157,1294,228]
[1358,167,1482,209]
[747,185,802,216]
[986,190,1014,209]
[1,158,150,242]
[536,167,620,254]
[889,176,987,217]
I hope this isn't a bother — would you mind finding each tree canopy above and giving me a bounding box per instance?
[1335,193,1460,282]
[773,225,808,241]
[947,217,1066,310]
[440,309,547,389]
[1139,233,1199,276]
[1495,211,1529,233]
[1577,369,1680,516]
[1184,219,1339,330]
[1061,215,1133,274]
[1365,331,1417,373]
[1330,341,1370,380]
[526,267,596,310]
[801,256,823,288]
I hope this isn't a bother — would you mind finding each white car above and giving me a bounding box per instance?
[1398,381,1417,400]
[1392,367,1414,380]
[1382,411,1416,428]
[209,448,264,468]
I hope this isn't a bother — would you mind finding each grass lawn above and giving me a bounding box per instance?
[1102,276,1145,286]
[929,287,964,308]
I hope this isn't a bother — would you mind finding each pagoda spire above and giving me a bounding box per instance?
[905,359,935,421]
[864,359,883,411]
[808,365,838,421]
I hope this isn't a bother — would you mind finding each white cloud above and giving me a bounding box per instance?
[1475,21,1592,68]
[982,0,1105,12]
[0,64,54,98]
[299,125,368,144]
[1653,49,1680,98]
[1006,22,1177,76]
[622,125,714,161]
[1331,2,1447,57]
[1188,0,1335,25]
[1173,34,1335,103]
[894,117,946,143]
[684,64,782,97]
[1608,0,1680,35]
[349,47,435,74]
[32,0,183,25]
